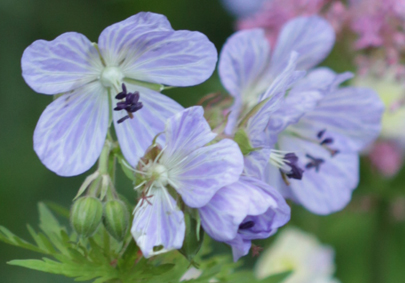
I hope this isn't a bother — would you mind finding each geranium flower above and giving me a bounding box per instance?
[199,176,290,261]
[218,16,335,134]
[131,106,243,258]
[21,12,217,176]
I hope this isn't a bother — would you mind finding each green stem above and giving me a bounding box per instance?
[371,198,389,283]
[99,141,112,175]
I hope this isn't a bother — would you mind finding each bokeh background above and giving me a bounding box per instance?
[1,0,404,282]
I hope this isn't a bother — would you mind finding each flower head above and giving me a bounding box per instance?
[255,228,340,283]
[199,176,290,261]
[131,106,244,258]
[22,12,217,176]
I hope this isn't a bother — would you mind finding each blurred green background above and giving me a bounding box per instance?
[1,0,404,282]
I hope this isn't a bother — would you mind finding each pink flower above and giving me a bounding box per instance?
[369,141,404,177]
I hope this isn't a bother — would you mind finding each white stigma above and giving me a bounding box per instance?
[100,67,124,89]
[147,163,169,187]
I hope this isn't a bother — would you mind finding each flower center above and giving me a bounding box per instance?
[100,67,124,89]
[147,164,169,187]
[270,150,303,180]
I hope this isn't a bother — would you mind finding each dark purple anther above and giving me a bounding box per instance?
[320,138,334,145]
[317,129,326,139]
[305,154,324,172]
[284,153,304,180]
[239,221,255,230]
[114,83,143,124]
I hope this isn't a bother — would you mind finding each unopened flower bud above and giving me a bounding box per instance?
[103,200,129,242]
[71,197,103,238]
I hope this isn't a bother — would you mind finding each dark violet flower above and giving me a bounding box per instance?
[131,106,244,258]
[199,176,290,261]
[22,12,217,176]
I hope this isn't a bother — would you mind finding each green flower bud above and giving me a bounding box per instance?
[70,197,103,238]
[179,212,204,264]
[103,200,129,242]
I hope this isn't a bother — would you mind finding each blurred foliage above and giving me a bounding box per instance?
[0,0,404,282]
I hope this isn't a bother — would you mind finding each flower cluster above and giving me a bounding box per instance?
[22,12,383,264]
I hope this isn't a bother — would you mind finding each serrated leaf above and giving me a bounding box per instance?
[45,202,71,219]
[0,226,45,254]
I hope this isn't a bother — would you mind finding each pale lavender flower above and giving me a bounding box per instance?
[218,16,335,134]
[199,176,290,261]
[21,12,217,176]
[263,68,384,214]
[131,106,243,258]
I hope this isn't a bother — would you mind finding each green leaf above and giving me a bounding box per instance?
[44,202,70,219]
[0,226,46,254]
[260,271,292,283]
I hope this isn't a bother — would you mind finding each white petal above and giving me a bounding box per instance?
[34,83,109,176]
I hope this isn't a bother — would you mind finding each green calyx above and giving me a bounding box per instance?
[102,199,130,242]
[233,128,259,156]
[70,197,103,238]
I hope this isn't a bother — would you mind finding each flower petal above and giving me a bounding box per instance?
[168,139,244,208]
[131,187,185,258]
[113,85,184,166]
[219,29,272,99]
[34,83,109,176]
[276,134,359,214]
[228,235,252,262]
[247,52,305,147]
[22,32,103,95]
[289,86,384,152]
[270,16,335,76]
[98,12,217,86]
[163,106,217,164]
[199,182,250,242]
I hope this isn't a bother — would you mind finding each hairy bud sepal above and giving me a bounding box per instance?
[103,200,129,242]
[70,197,103,238]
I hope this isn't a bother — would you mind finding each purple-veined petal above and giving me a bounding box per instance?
[237,177,290,240]
[199,182,251,242]
[227,235,252,262]
[276,134,359,215]
[167,139,244,208]
[99,12,217,87]
[289,87,384,153]
[244,149,271,179]
[270,16,335,76]
[290,67,353,94]
[247,52,305,147]
[22,32,103,95]
[163,106,217,165]
[114,85,184,167]
[131,187,185,258]
[219,29,272,99]
[34,83,109,176]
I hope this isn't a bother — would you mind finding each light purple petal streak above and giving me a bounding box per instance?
[34,83,109,176]
[131,187,185,258]
[99,12,217,86]
[270,16,335,76]
[272,134,359,214]
[219,29,271,99]
[161,106,244,208]
[21,32,103,94]
[114,85,184,167]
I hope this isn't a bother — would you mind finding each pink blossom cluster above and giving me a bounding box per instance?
[237,0,405,76]
[237,0,346,47]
